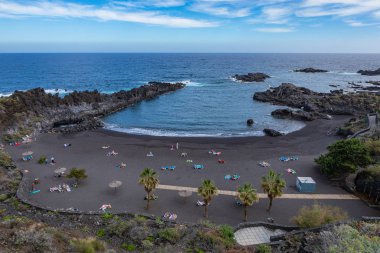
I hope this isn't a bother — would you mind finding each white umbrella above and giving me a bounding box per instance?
[109,180,122,191]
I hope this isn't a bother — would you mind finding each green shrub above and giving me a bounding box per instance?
[322,224,380,253]
[158,228,180,243]
[121,243,136,251]
[218,225,235,247]
[256,244,272,253]
[141,239,154,249]
[0,150,13,168]
[293,203,348,228]
[0,193,8,202]
[106,220,130,237]
[70,238,106,253]
[96,229,106,238]
[315,139,372,177]
[101,213,114,220]
[365,139,380,157]
[38,156,47,164]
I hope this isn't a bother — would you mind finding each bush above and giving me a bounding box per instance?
[96,229,106,238]
[256,244,272,253]
[0,150,13,168]
[38,156,47,164]
[71,238,106,253]
[321,224,380,253]
[101,213,114,220]
[365,139,380,157]
[0,193,8,202]
[121,243,136,251]
[158,228,180,244]
[106,220,130,237]
[14,228,54,253]
[315,139,372,177]
[293,203,348,228]
[218,225,235,247]
[141,239,154,249]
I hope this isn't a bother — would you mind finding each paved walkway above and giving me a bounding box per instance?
[157,184,359,200]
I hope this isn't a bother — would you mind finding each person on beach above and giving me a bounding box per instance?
[176,142,179,150]
[51,157,56,165]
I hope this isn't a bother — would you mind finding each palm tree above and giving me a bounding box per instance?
[261,170,286,212]
[197,179,218,218]
[237,183,259,221]
[138,168,159,210]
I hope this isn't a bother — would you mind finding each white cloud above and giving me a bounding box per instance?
[0,0,217,27]
[113,0,186,8]
[255,27,294,32]
[189,2,251,18]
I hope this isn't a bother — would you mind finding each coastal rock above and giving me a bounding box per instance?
[271,108,318,121]
[253,83,380,119]
[357,68,380,76]
[263,128,283,137]
[0,82,185,133]
[233,72,270,82]
[294,68,328,73]
[247,119,254,126]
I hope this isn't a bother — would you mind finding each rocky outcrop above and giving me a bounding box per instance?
[0,82,185,133]
[253,83,380,120]
[358,68,380,76]
[233,72,270,82]
[294,68,328,73]
[263,128,283,137]
[247,119,254,126]
[271,108,331,121]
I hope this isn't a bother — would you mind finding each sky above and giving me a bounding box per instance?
[0,0,380,53]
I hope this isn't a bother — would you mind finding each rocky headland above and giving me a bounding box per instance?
[294,68,328,73]
[357,68,380,76]
[253,83,380,121]
[0,82,185,134]
[233,72,270,82]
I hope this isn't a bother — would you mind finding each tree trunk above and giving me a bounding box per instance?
[244,205,248,221]
[204,204,208,218]
[267,197,273,212]
[146,191,150,210]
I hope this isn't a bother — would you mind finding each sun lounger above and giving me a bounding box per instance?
[290,156,299,161]
[259,161,271,167]
[146,152,154,157]
[193,164,204,169]
[196,200,206,206]
[102,146,110,149]
[186,159,193,163]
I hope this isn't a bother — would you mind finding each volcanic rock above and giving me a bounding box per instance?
[233,72,270,82]
[357,68,380,76]
[263,128,283,137]
[294,68,328,73]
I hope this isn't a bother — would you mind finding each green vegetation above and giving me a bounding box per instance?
[101,213,114,220]
[158,228,181,243]
[292,203,348,228]
[70,237,107,253]
[96,229,106,237]
[0,150,13,168]
[66,168,88,185]
[256,244,273,253]
[315,139,372,177]
[322,223,380,253]
[217,225,235,247]
[237,183,259,221]
[261,170,286,212]
[198,179,218,218]
[37,156,47,164]
[121,243,136,251]
[138,168,159,210]
[365,139,380,157]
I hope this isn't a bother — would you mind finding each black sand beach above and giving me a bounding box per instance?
[6,116,379,225]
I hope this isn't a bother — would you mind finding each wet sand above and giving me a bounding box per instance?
[6,116,379,225]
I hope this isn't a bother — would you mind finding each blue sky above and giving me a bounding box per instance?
[0,0,380,53]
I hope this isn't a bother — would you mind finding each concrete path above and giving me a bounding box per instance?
[157,184,359,200]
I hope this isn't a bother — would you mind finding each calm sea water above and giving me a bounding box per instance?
[1,53,380,137]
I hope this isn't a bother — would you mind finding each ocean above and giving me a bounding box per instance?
[1,53,380,137]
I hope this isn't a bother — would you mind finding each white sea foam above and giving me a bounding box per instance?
[327,71,359,75]
[170,80,205,87]
[45,88,73,94]
[0,92,13,97]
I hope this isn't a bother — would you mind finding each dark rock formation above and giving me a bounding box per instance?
[247,119,254,126]
[358,68,380,76]
[263,128,283,137]
[366,81,380,86]
[0,82,185,133]
[253,83,379,119]
[294,68,328,73]
[271,108,330,121]
[233,72,270,82]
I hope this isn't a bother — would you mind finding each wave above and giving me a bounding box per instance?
[327,71,359,75]
[103,124,270,137]
[0,92,13,97]
[170,80,205,87]
[45,88,74,95]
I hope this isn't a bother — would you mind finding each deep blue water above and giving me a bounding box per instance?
[1,53,380,137]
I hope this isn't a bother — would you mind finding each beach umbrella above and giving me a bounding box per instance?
[54,167,67,174]
[178,190,192,203]
[22,151,33,156]
[109,180,122,192]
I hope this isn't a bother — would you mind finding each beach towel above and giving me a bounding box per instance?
[224,174,232,180]
[30,190,40,195]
